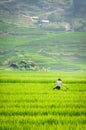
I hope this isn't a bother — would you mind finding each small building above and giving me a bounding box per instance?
[41,20,50,23]
[31,16,39,23]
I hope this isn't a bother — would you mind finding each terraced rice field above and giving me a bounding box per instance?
[0,71,86,130]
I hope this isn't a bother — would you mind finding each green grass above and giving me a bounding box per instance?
[0,32,86,71]
[0,71,86,130]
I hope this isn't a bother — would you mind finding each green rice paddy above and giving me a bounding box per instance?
[0,71,86,130]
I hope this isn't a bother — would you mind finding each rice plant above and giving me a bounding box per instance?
[0,71,86,130]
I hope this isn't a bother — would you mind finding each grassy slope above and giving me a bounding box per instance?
[0,2,86,70]
[0,29,86,71]
[0,1,86,71]
[0,0,86,34]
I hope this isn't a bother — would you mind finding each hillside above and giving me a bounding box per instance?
[0,0,86,32]
[0,0,86,71]
[0,31,86,71]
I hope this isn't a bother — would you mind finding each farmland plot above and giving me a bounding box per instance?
[0,71,86,130]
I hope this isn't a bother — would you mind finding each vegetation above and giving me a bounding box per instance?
[0,0,86,31]
[0,31,86,71]
[0,71,86,130]
[0,1,86,130]
[0,0,86,71]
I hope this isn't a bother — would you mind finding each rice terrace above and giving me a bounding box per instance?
[0,0,86,130]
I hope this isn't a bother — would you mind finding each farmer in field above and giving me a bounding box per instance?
[53,78,68,90]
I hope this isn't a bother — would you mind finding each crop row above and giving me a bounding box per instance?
[0,107,86,116]
[0,78,86,83]
[0,72,86,130]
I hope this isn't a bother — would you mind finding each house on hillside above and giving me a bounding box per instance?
[41,20,50,23]
[31,16,39,23]
[38,19,50,27]
[31,16,50,27]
